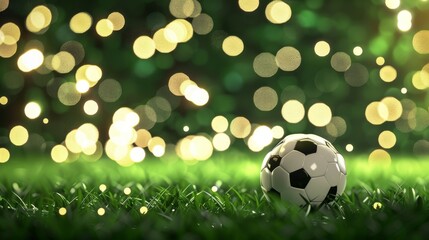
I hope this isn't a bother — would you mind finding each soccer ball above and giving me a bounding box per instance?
[260,133,347,207]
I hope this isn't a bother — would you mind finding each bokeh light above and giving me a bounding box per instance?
[378,130,396,149]
[70,12,92,34]
[230,116,251,139]
[222,36,244,57]
[379,65,397,82]
[331,52,351,72]
[211,116,228,133]
[96,19,114,37]
[413,30,429,54]
[276,46,301,71]
[281,100,305,124]
[0,148,10,163]
[308,103,332,127]
[212,133,231,151]
[253,86,278,111]
[24,102,42,119]
[192,13,214,35]
[108,12,125,31]
[239,0,259,12]
[59,208,67,216]
[10,125,29,146]
[265,0,292,24]
[368,149,391,166]
[17,49,44,72]
[83,100,99,116]
[253,52,278,77]
[51,145,69,163]
[314,41,330,57]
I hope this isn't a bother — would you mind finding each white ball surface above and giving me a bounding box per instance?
[260,133,347,208]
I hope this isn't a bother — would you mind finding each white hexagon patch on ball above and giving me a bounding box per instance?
[260,133,347,208]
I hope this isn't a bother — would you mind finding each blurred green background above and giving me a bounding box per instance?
[1,0,429,165]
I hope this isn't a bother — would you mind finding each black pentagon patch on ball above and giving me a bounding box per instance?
[294,139,317,155]
[323,186,338,203]
[289,168,311,189]
[266,155,281,171]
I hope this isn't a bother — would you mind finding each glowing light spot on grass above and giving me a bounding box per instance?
[265,0,292,24]
[0,0,9,12]
[368,149,391,166]
[308,103,332,127]
[211,186,218,192]
[58,207,67,216]
[314,41,330,57]
[96,19,114,37]
[378,130,396,149]
[271,126,284,139]
[230,116,251,139]
[253,86,278,111]
[26,5,52,33]
[253,52,278,78]
[97,208,106,216]
[108,12,125,31]
[124,187,132,195]
[380,65,397,82]
[385,0,400,9]
[239,0,259,12]
[1,22,20,45]
[24,102,42,119]
[130,147,145,162]
[330,52,351,72]
[281,100,305,124]
[192,13,214,35]
[397,10,412,32]
[401,88,407,94]
[373,202,383,210]
[346,144,354,152]
[0,96,8,105]
[10,125,29,146]
[169,0,195,19]
[276,46,301,71]
[0,148,10,163]
[140,206,148,215]
[83,100,99,116]
[51,145,68,163]
[365,101,388,125]
[413,30,429,54]
[17,49,44,72]
[353,46,363,56]
[70,12,92,34]
[381,97,402,121]
[212,133,230,151]
[222,36,244,57]
[376,56,385,66]
[99,184,107,193]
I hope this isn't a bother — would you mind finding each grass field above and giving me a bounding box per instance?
[1,152,429,239]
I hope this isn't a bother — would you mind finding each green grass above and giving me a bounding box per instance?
[1,152,429,239]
